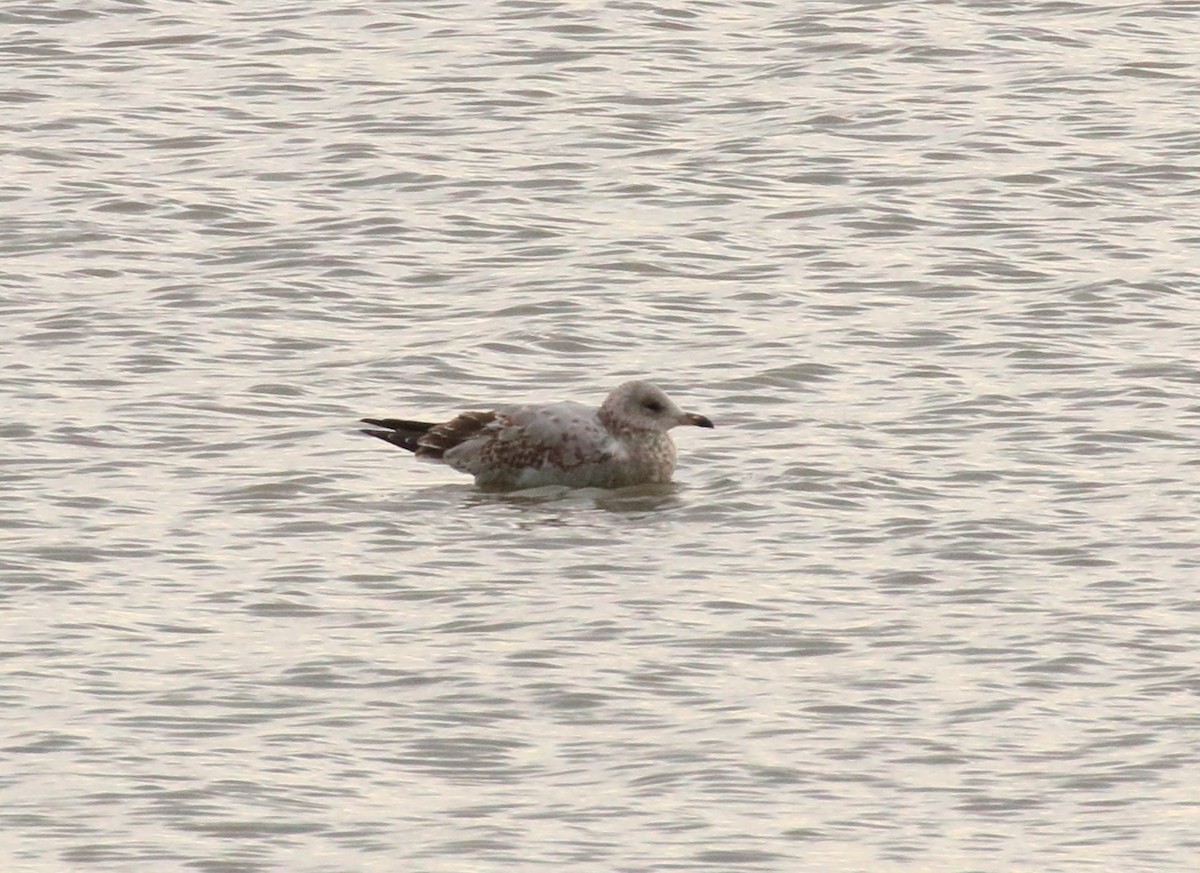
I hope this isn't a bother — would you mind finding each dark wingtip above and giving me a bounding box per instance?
[359,417,439,454]
[359,427,417,453]
[360,428,394,441]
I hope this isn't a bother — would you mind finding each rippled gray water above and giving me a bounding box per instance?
[3,1,1199,871]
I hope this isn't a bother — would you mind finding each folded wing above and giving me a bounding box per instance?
[361,412,496,460]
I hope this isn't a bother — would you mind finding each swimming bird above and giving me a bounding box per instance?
[361,380,714,490]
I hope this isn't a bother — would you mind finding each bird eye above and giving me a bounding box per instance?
[643,400,665,413]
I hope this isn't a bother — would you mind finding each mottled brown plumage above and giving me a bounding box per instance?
[361,381,713,490]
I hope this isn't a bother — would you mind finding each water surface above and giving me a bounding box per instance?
[3,2,1199,871]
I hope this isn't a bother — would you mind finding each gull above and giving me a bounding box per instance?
[361,380,714,490]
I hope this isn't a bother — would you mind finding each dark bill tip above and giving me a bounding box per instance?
[686,413,715,429]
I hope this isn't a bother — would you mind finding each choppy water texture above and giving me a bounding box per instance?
[3,1,1200,871]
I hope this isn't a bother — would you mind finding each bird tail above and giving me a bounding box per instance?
[360,418,436,454]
